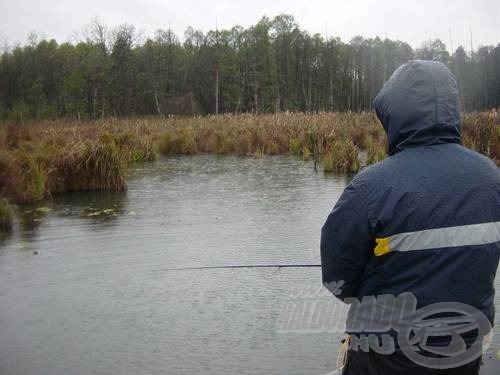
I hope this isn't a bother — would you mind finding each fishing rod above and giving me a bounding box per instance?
[156,264,321,272]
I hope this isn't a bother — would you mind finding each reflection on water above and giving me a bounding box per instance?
[4,190,128,253]
[0,155,497,374]
[17,204,52,233]
[53,190,128,230]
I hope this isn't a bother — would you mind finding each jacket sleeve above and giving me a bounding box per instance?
[320,178,374,301]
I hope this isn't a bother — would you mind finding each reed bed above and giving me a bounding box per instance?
[0,111,498,204]
[157,112,385,172]
[0,122,150,203]
[462,112,500,162]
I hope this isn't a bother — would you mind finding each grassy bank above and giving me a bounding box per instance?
[0,112,498,205]
[158,112,385,170]
[0,122,157,204]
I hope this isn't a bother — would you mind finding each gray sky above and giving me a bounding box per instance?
[1,0,499,50]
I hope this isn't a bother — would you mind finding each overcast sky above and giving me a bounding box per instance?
[1,0,499,50]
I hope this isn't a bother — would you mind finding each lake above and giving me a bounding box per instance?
[0,155,351,375]
[0,155,498,374]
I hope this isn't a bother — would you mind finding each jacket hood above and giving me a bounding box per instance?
[373,60,461,155]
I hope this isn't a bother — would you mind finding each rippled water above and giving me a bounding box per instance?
[1,155,499,375]
[0,156,353,375]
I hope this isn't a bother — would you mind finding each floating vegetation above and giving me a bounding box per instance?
[35,207,52,213]
[17,203,52,230]
[82,207,117,218]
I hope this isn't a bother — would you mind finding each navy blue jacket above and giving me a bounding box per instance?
[321,60,500,344]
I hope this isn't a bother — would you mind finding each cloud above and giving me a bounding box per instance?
[0,0,498,49]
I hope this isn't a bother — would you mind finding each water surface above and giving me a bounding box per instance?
[1,155,499,374]
[0,155,351,375]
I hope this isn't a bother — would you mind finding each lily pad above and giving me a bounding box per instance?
[36,207,51,213]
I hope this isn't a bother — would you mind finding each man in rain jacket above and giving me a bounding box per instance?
[321,60,500,374]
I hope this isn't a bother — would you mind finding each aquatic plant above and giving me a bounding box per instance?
[323,140,360,173]
[462,112,500,163]
[366,139,387,165]
[159,128,197,155]
[0,112,497,205]
[302,146,312,161]
[212,130,233,155]
[0,201,14,233]
[115,131,158,162]
[322,152,335,172]
[288,138,301,155]
[8,149,47,203]
[47,134,128,193]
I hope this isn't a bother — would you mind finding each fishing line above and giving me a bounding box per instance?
[154,264,321,272]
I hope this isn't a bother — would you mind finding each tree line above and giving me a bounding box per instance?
[0,15,499,120]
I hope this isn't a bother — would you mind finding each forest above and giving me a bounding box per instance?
[0,14,499,121]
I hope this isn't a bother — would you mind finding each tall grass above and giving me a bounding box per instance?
[46,134,128,194]
[0,122,152,203]
[0,111,498,204]
[159,128,198,154]
[8,149,46,203]
[462,112,500,163]
[322,140,360,173]
[154,112,386,165]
